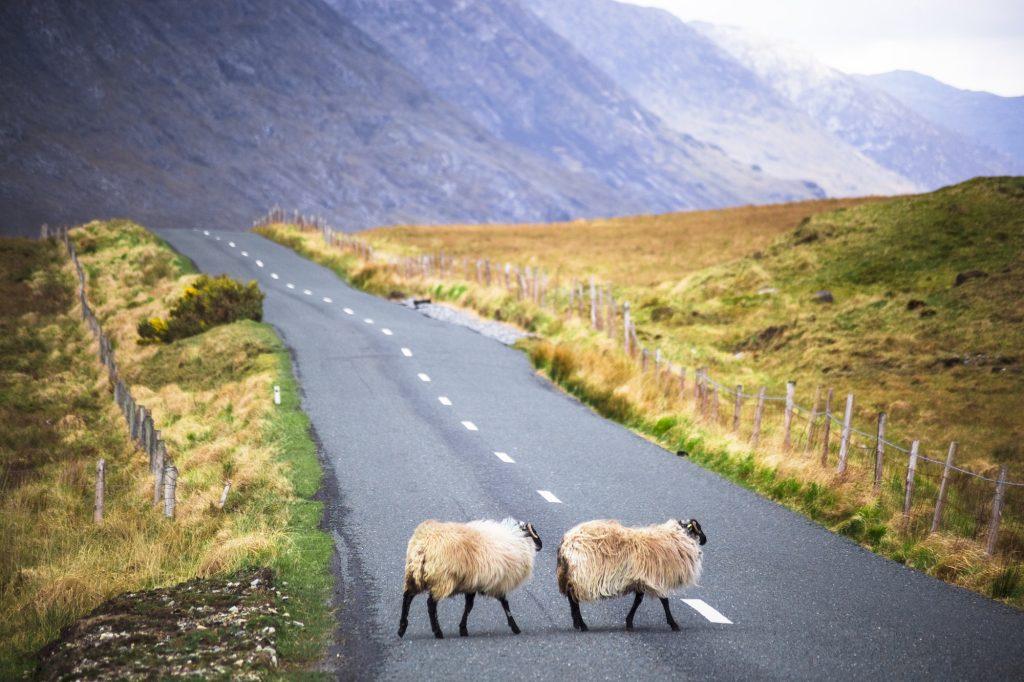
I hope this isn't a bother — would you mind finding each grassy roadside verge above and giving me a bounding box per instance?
[0,222,332,676]
[256,191,1023,609]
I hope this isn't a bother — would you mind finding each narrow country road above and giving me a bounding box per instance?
[160,229,1024,680]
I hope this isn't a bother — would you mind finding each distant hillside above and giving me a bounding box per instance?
[525,0,915,197]
[861,71,1024,173]
[0,0,818,237]
[695,23,1017,189]
[366,178,1024,469]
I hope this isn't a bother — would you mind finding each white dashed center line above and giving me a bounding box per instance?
[537,490,562,504]
[381,328,393,336]
[461,421,478,431]
[494,451,515,463]
[343,308,354,315]
[241,251,249,257]
[286,283,295,289]
[228,241,236,247]
[418,373,431,382]
[303,289,312,296]
[682,599,732,624]
[271,273,279,279]
[401,348,413,357]
[255,260,264,267]
[203,230,210,236]
[215,236,221,241]
[363,318,374,324]
[322,297,332,303]
[438,396,452,406]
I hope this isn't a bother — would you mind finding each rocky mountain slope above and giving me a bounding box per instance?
[525,0,916,197]
[861,70,1024,173]
[0,0,818,237]
[695,21,1016,189]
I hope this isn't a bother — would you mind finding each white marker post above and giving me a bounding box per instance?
[274,385,281,405]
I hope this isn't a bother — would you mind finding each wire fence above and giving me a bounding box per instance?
[253,211,1023,560]
[41,224,179,520]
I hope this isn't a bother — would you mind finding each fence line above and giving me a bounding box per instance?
[42,224,178,519]
[251,211,1022,558]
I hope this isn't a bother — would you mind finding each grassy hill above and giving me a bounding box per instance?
[366,178,1023,473]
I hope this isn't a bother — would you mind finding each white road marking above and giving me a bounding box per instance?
[241,250,249,257]
[682,599,732,624]
[287,283,295,289]
[343,308,354,315]
[494,451,515,463]
[418,373,431,382]
[322,297,332,303]
[271,273,279,280]
[537,490,562,504]
[363,318,374,324]
[438,396,452,406]
[228,241,236,247]
[382,328,393,336]
[461,421,478,431]
[215,236,221,241]
[401,348,413,357]
[203,230,210,236]
[303,289,312,296]
[255,260,264,267]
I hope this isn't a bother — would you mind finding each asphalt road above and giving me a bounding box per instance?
[160,229,1024,680]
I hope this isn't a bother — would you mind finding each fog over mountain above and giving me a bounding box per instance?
[861,71,1024,173]
[0,0,1013,237]
[694,21,1016,189]
[525,0,916,197]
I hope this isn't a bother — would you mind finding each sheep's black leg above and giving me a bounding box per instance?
[625,591,644,630]
[459,592,476,637]
[659,597,680,631]
[398,589,416,638]
[427,594,444,639]
[498,596,521,635]
[568,591,588,632]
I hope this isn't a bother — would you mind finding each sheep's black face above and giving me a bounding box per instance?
[678,518,707,546]
[520,521,542,551]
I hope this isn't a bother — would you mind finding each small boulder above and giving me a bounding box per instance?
[812,290,834,304]
[955,270,987,286]
[906,299,926,311]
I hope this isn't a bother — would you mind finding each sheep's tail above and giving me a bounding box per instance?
[556,541,570,595]
[404,542,428,593]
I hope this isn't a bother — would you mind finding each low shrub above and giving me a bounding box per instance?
[138,274,263,343]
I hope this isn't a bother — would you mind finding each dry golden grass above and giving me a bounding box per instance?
[0,222,325,674]
[365,197,886,286]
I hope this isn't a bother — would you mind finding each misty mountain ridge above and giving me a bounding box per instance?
[0,0,1015,237]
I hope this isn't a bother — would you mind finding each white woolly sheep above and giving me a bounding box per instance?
[556,518,706,631]
[398,518,542,639]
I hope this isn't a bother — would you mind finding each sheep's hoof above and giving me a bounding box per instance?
[576,622,589,632]
[625,621,634,631]
[509,621,521,635]
[669,623,680,632]
[433,630,444,640]
[397,623,407,638]
[459,627,469,637]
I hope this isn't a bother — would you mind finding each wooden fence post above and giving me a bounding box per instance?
[732,385,743,433]
[589,277,597,328]
[820,388,834,466]
[641,348,648,372]
[163,464,178,519]
[804,386,822,452]
[903,441,919,520]
[622,302,631,356]
[930,442,957,534]
[678,368,686,399]
[986,466,1009,556]
[94,459,105,524]
[710,386,719,424]
[153,442,166,505]
[782,381,796,450]
[751,387,767,447]
[873,412,887,491]
[836,394,854,474]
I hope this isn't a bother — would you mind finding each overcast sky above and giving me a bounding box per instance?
[632,0,1024,96]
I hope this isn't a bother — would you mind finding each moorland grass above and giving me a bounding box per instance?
[0,222,332,676]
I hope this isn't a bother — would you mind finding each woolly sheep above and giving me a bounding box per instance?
[398,518,542,639]
[556,518,706,632]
